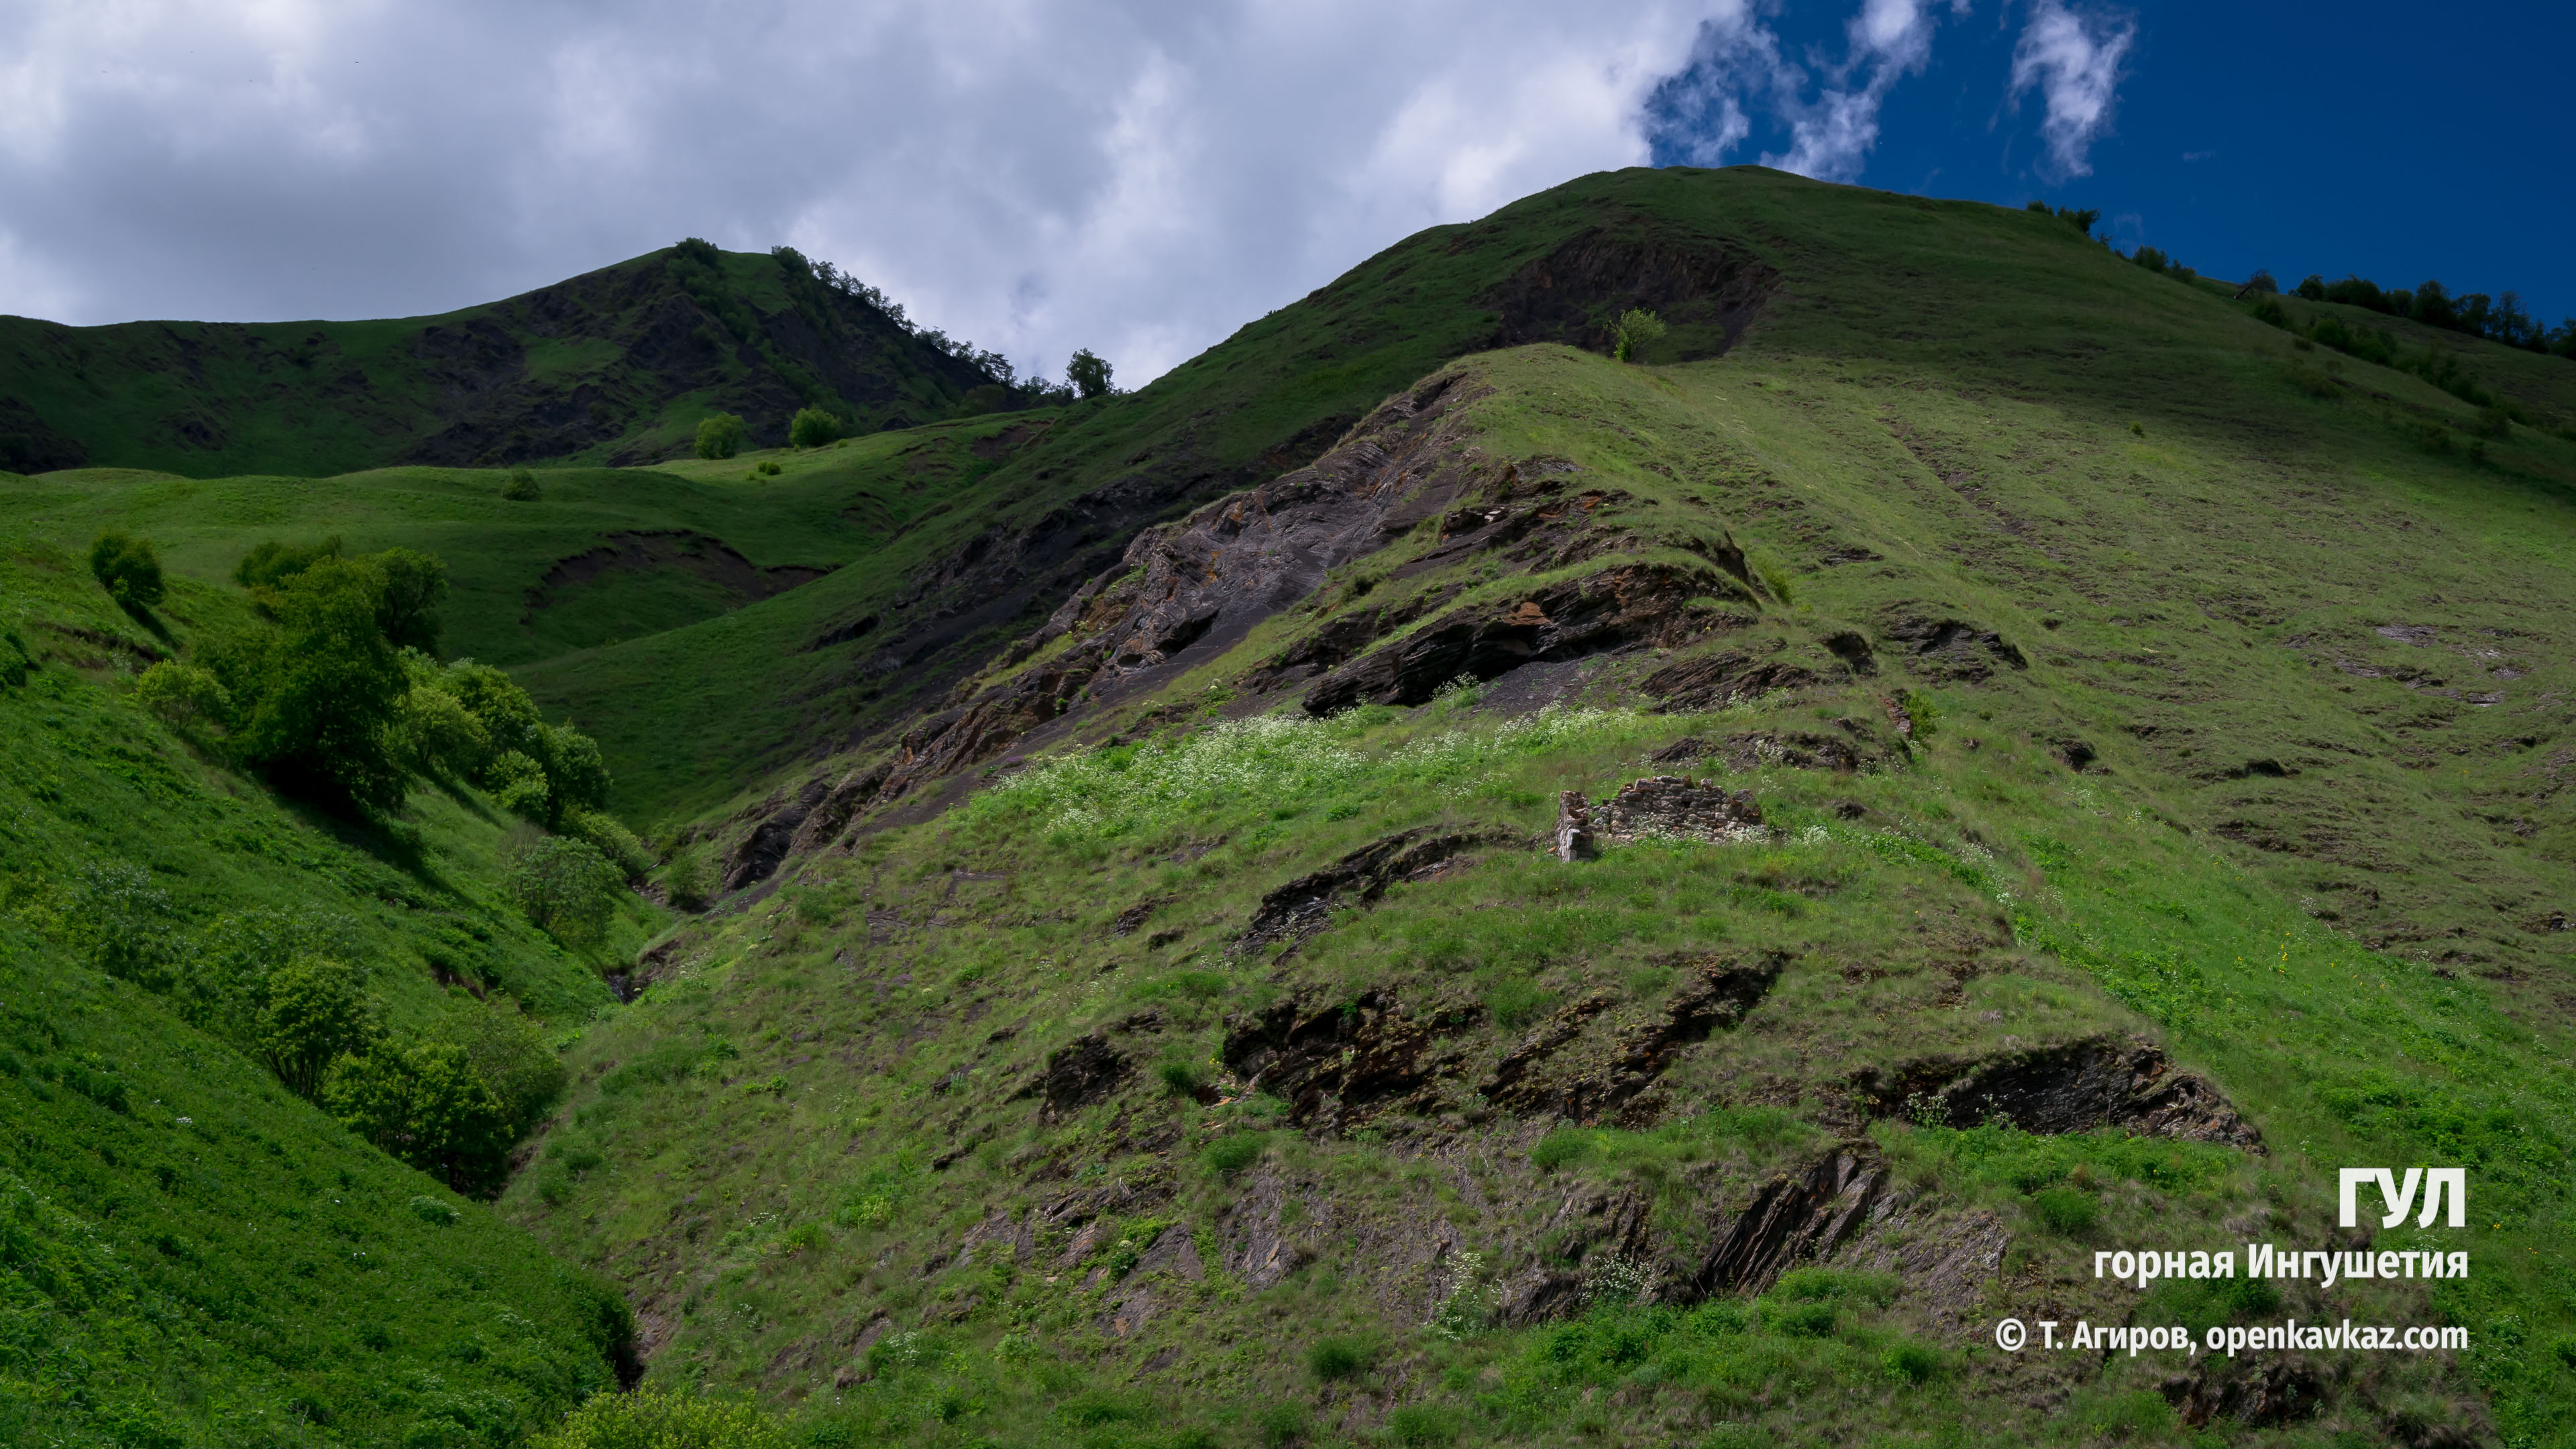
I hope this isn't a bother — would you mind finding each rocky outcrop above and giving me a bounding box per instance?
[1880,612,2027,683]
[1693,1146,1886,1295]
[1303,562,1748,714]
[1478,225,1779,360]
[1220,990,1483,1129]
[1483,954,1782,1123]
[1852,1036,2261,1146]
[1642,649,1823,712]
[1236,828,1491,950]
[1554,777,1764,860]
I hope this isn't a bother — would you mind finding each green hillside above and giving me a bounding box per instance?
[0,243,1015,478]
[4,164,2575,1448]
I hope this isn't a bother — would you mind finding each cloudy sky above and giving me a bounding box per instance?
[2,1,2565,386]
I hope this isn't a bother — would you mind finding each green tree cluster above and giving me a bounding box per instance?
[1612,309,1667,364]
[1068,347,1114,399]
[2294,270,2575,357]
[87,531,165,610]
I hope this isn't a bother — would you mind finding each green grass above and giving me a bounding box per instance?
[9,164,2576,1446]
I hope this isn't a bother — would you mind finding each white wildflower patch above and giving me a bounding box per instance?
[977,706,1653,837]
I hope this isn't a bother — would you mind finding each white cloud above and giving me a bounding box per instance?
[0,1,1719,386]
[2009,0,2134,179]
[1642,0,1943,184]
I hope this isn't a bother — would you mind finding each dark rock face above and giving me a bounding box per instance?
[1693,1147,1886,1295]
[1478,225,1780,360]
[2162,1360,2324,1430]
[1036,1032,1132,1119]
[1853,1036,2262,1147]
[1236,828,1491,950]
[1483,955,1782,1123]
[1642,651,1821,712]
[1304,562,1747,715]
[1221,990,1483,1129]
[1880,612,2027,682]
[721,777,828,891]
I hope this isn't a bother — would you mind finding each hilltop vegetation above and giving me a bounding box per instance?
[0,241,1036,478]
[4,165,2575,1447]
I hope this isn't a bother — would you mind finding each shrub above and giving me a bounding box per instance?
[789,407,841,448]
[133,661,234,737]
[88,531,166,609]
[395,684,491,778]
[258,955,372,1099]
[695,413,746,460]
[565,808,655,878]
[1386,1405,1460,1446]
[409,1195,460,1226]
[1254,1404,1309,1448]
[1308,1336,1371,1381]
[324,1042,512,1194]
[233,536,343,592]
[372,547,448,651]
[1612,308,1667,363]
[754,459,782,477]
[66,862,183,989]
[2249,296,2288,329]
[1883,1340,1943,1383]
[659,844,714,912]
[1530,1128,1594,1171]
[425,1002,566,1135]
[1155,1059,1205,1097]
[1203,1132,1266,1177]
[2131,245,2167,273]
[531,1386,787,1449]
[487,749,551,816]
[504,835,626,948]
[500,468,541,502]
[2030,1186,2099,1236]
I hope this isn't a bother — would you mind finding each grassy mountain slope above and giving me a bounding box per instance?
[501,171,2576,1446]
[511,166,2576,833]
[0,244,1003,478]
[0,543,658,1442]
[1,410,1053,672]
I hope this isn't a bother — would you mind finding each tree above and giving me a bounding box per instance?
[1067,348,1114,399]
[1612,309,1668,364]
[372,547,448,653]
[788,407,841,448]
[89,531,166,609]
[504,835,625,947]
[425,1003,566,1136]
[233,555,411,810]
[324,1042,511,1193]
[259,956,372,1099]
[694,413,745,460]
[501,468,542,501]
[233,536,343,592]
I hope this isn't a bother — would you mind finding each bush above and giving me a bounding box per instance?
[133,661,234,737]
[88,531,165,609]
[531,1387,787,1449]
[754,459,782,477]
[323,1042,512,1194]
[501,468,541,502]
[1883,1340,1943,1383]
[1203,1132,1266,1177]
[1254,1404,1309,1448]
[1307,1336,1371,1381]
[395,684,491,778]
[258,955,372,1100]
[2249,296,2288,329]
[1386,1405,1460,1446]
[694,413,745,460]
[487,749,551,816]
[425,1002,566,1136]
[409,1195,460,1226]
[504,835,626,948]
[658,843,714,912]
[1612,308,1666,363]
[789,407,841,448]
[2030,1186,2099,1236]
[372,547,448,651]
[233,536,343,592]
[565,808,655,879]
[1155,1059,1205,1097]
[1530,1128,1595,1171]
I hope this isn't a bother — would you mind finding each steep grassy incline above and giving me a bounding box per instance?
[1,410,1054,672]
[503,179,2576,1447]
[0,542,657,1441]
[0,244,1002,477]
[513,166,2576,833]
